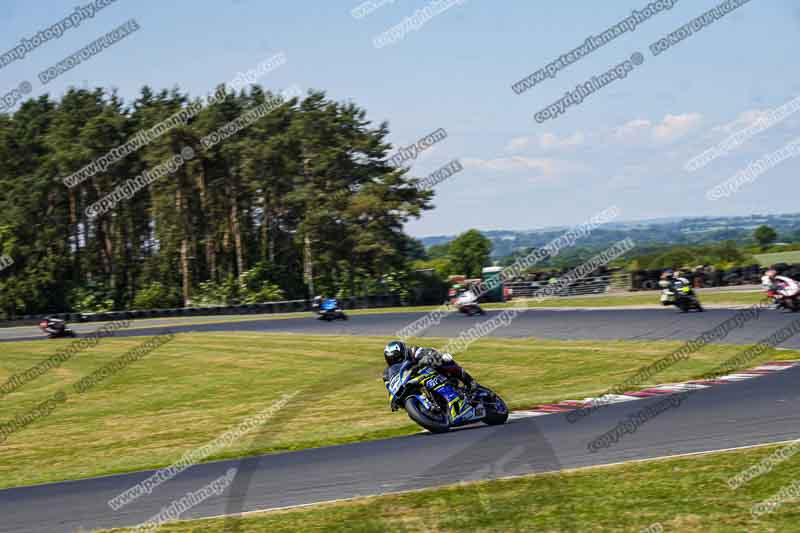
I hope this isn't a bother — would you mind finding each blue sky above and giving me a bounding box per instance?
[1,0,799,237]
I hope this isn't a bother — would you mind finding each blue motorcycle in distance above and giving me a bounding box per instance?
[313,297,348,321]
[384,359,508,433]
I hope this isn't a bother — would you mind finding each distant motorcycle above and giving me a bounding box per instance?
[659,281,703,313]
[39,317,77,338]
[313,298,348,321]
[766,289,800,312]
[384,358,508,433]
[452,290,485,317]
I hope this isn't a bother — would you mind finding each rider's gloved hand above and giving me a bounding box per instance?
[415,347,443,368]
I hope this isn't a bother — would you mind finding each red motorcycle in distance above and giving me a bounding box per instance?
[762,270,800,312]
[39,317,77,338]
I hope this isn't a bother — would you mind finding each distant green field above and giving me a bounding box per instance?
[754,251,800,267]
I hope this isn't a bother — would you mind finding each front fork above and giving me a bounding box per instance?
[420,387,445,415]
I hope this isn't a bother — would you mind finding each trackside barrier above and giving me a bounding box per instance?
[0,294,403,328]
[632,264,775,290]
[506,272,631,298]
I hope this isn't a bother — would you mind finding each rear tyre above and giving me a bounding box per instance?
[404,397,450,433]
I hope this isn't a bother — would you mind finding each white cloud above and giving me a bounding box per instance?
[505,131,585,152]
[612,113,703,143]
[462,156,582,180]
[613,119,652,140]
[652,113,703,141]
[712,109,770,135]
[539,131,585,150]
[506,137,532,152]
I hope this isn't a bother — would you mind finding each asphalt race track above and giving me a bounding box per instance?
[2,307,800,532]
[3,306,800,348]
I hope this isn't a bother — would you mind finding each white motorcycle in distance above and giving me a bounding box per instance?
[452,289,486,317]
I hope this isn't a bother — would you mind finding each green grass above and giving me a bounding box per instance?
[99,443,800,532]
[755,250,800,267]
[1,332,797,490]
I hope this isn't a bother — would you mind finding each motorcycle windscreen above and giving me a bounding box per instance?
[385,363,408,397]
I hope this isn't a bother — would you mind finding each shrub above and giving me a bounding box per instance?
[133,282,182,310]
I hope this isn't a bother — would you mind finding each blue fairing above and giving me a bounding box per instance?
[320,298,339,311]
[385,360,481,426]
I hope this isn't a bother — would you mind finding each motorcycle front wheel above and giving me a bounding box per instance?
[483,392,509,426]
[404,396,450,433]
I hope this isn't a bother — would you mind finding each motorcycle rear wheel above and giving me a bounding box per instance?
[404,397,450,433]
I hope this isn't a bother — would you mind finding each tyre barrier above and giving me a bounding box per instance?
[632,265,767,291]
[0,294,406,328]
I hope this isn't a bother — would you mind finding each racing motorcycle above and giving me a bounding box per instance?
[39,317,77,338]
[384,358,508,433]
[452,290,486,317]
[659,281,703,313]
[313,297,348,321]
[766,288,800,312]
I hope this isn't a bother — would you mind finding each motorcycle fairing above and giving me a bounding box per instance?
[417,368,483,424]
[320,299,339,311]
[385,361,480,424]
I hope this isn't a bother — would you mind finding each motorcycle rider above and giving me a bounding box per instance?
[41,316,66,336]
[452,284,485,315]
[383,340,480,402]
[762,268,800,302]
[455,285,477,307]
[661,269,692,292]
[660,269,703,312]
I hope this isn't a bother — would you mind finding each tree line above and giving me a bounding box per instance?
[0,85,433,318]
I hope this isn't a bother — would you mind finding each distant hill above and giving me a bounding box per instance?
[420,213,800,258]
